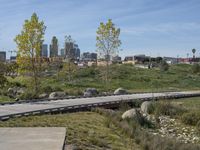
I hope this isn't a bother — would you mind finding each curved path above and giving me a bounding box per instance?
[0,91,200,121]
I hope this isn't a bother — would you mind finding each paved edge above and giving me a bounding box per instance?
[0,127,66,150]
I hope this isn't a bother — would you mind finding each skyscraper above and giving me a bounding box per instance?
[64,35,80,60]
[0,51,6,62]
[41,44,48,57]
[50,36,58,57]
[60,48,65,57]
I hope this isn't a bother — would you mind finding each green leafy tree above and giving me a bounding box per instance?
[14,13,46,93]
[96,19,121,87]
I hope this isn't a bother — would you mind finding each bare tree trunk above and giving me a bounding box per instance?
[105,59,109,90]
[68,60,71,82]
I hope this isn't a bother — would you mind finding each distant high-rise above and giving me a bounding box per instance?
[60,48,65,57]
[0,51,6,62]
[50,36,58,57]
[64,35,80,60]
[82,52,97,61]
[41,44,48,57]
[112,55,122,62]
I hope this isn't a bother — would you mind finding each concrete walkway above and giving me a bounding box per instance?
[0,127,66,150]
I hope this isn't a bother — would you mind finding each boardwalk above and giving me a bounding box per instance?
[0,91,200,120]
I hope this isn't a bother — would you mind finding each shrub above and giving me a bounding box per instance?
[52,86,63,92]
[95,108,200,150]
[192,64,200,74]
[181,111,200,126]
[152,101,186,117]
[160,61,169,72]
[41,86,53,94]
[197,120,200,133]
[18,90,38,100]
[0,75,8,87]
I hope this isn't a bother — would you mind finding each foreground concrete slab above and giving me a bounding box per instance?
[0,127,66,150]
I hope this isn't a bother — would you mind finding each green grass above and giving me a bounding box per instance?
[8,64,200,92]
[0,95,14,103]
[0,112,140,150]
[2,64,200,102]
[171,97,200,110]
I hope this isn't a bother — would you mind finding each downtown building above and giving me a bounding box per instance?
[41,44,48,57]
[81,52,97,61]
[65,42,80,61]
[50,36,58,57]
[0,51,6,62]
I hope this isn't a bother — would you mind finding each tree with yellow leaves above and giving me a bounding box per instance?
[96,19,121,88]
[14,13,46,93]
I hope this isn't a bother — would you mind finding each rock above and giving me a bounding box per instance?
[83,88,98,97]
[141,101,152,114]
[7,87,25,97]
[49,92,66,99]
[15,98,19,101]
[16,88,25,95]
[122,108,138,119]
[114,88,127,95]
[7,87,17,97]
[39,93,48,99]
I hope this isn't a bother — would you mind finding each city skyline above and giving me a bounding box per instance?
[0,0,200,58]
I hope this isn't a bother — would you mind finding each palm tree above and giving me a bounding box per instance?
[192,48,196,58]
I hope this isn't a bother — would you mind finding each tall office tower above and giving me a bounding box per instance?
[0,51,6,62]
[64,35,80,60]
[60,48,65,57]
[41,44,48,57]
[74,44,80,59]
[50,36,58,57]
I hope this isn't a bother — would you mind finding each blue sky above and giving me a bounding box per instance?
[0,0,200,58]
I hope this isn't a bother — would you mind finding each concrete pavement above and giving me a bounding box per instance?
[0,127,66,150]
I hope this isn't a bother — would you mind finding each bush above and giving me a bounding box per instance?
[152,101,186,117]
[181,111,200,126]
[41,86,53,94]
[95,108,200,150]
[52,86,63,92]
[18,90,38,100]
[0,75,8,87]
[197,120,200,133]
[126,110,154,128]
[160,61,169,72]
[192,64,200,74]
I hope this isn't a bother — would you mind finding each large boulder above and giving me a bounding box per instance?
[114,88,127,95]
[16,88,25,95]
[141,101,152,114]
[122,108,138,119]
[39,93,48,99]
[83,88,98,97]
[7,87,25,98]
[7,87,16,97]
[49,92,66,99]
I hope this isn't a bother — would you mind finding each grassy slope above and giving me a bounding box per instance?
[1,64,200,102]
[172,97,200,110]
[0,112,140,150]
